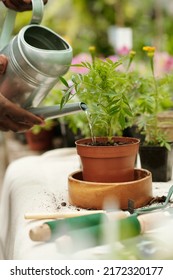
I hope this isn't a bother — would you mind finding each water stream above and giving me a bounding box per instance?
[84,110,96,144]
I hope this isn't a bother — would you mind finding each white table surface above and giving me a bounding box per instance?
[0,148,172,260]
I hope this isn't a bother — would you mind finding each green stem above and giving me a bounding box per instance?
[126,56,132,72]
[150,57,159,143]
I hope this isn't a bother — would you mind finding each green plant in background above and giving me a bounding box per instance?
[42,0,173,57]
[2,0,173,57]
[136,46,173,150]
[30,119,56,135]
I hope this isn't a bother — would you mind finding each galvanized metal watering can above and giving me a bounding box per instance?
[0,0,87,119]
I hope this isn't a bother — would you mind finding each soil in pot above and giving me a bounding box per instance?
[75,136,140,183]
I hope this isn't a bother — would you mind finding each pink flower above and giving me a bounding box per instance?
[117,46,131,55]
[106,55,119,62]
[154,52,173,76]
[163,56,173,72]
[70,53,92,74]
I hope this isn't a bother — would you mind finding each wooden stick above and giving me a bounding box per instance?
[29,211,132,242]
[24,210,106,220]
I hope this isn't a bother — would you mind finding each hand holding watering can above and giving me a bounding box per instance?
[0,0,48,132]
[0,0,87,132]
[1,0,48,11]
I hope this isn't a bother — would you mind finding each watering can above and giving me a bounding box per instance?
[0,0,87,119]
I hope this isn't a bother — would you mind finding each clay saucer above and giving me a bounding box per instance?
[68,169,153,210]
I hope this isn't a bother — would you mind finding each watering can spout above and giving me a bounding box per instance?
[28,102,88,120]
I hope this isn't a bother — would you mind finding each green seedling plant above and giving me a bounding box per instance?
[60,48,139,142]
[59,46,173,148]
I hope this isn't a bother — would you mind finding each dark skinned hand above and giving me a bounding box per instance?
[0,92,44,132]
[1,0,48,12]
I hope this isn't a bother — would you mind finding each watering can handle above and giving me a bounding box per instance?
[0,0,44,50]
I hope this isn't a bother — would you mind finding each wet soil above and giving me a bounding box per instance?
[86,140,132,146]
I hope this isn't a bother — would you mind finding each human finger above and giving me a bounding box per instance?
[8,104,45,125]
[0,117,33,132]
[0,55,8,74]
[0,93,44,127]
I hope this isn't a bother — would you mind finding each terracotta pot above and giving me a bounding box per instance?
[26,129,55,151]
[68,169,152,210]
[75,136,140,183]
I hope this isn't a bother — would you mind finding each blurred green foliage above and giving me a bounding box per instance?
[1,0,173,56]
